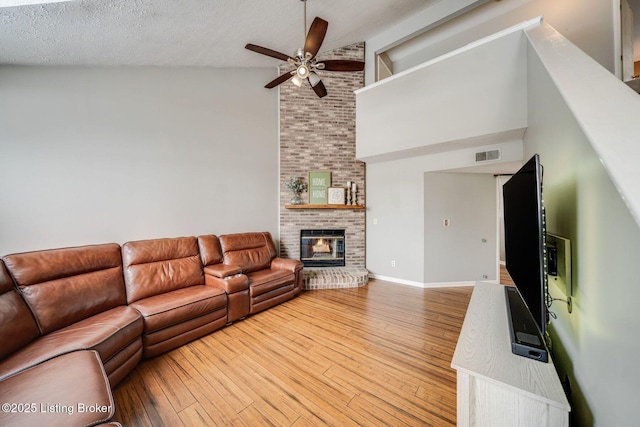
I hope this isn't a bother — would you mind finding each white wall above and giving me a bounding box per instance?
[424,172,496,284]
[524,29,640,426]
[366,141,522,284]
[356,26,527,162]
[362,0,621,284]
[0,66,279,255]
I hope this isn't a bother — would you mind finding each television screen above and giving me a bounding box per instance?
[503,154,548,335]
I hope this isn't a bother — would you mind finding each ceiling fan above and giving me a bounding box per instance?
[245,0,364,98]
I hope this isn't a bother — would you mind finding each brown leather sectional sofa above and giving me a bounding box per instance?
[0,232,302,427]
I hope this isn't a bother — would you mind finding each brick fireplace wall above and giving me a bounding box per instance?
[279,42,366,268]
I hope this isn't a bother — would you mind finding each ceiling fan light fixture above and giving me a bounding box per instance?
[291,75,304,87]
[296,64,310,79]
[308,71,321,87]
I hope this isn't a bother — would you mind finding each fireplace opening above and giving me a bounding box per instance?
[300,229,345,267]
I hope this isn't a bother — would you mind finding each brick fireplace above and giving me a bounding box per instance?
[279,42,366,285]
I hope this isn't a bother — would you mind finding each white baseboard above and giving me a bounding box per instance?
[369,274,425,288]
[370,274,483,288]
[423,280,478,288]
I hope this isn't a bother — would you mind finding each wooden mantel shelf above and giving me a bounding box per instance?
[285,204,365,210]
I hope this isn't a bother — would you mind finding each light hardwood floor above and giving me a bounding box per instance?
[112,280,473,426]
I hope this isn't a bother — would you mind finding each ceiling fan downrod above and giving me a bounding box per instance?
[290,0,315,87]
[302,0,307,45]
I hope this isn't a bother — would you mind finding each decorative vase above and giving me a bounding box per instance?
[290,192,303,205]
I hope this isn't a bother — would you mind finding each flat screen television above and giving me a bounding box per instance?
[503,154,548,336]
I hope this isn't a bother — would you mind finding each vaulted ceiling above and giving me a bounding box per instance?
[0,0,435,67]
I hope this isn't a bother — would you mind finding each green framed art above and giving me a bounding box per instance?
[308,171,331,204]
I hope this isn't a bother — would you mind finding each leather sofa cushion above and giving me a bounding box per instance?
[0,260,40,360]
[0,305,142,381]
[247,269,295,297]
[197,234,223,266]
[0,350,115,427]
[3,244,127,335]
[130,285,226,333]
[219,232,277,273]
[122,237,204,304]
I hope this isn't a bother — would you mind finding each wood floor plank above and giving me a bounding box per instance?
[128,364,185,427]
[112,279,473,426]
[220,331,362,427]
[168,347,251,427]
[112,374,154,427]
[174,343,254,414]
[347,394,414,427]
[144,356,197,413]
[178,403,217,427]
[323,363,455,426]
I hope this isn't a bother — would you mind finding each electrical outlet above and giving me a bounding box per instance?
[391,260,396,267]
[443,219,450,227]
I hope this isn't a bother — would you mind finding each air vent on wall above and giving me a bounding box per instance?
[475,149,501,162]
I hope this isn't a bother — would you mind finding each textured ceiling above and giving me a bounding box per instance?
[0,0,434,67]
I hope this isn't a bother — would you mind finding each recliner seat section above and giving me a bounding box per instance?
[218,232,303,314]
[1,244,143,387]
[1,260,120,427]
[122,236,228,358]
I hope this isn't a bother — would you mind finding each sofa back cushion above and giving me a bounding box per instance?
[0,260,40,360]
[219,232,277,274]
[122,236,204,304]
[3,244,126,335]
[197,235,223,267]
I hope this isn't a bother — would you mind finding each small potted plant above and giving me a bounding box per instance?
[284,177,308,205]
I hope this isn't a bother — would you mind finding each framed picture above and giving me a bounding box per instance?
[309,171,331,204]
[327,187,346,205]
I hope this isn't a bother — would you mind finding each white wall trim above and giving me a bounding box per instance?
[423,280,481,288]
[370,274,425,288]
[370,274,480,288]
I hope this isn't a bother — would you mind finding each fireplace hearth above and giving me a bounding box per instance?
[300,229,345,267]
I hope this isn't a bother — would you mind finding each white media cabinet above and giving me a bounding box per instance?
[452,282,570,426]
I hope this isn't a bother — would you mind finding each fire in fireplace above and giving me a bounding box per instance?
[300,229,345,267]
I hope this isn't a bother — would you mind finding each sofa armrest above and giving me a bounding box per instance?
[270,257,303,272]
[204,264,242,278]
[204,273,248,294]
